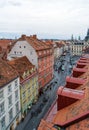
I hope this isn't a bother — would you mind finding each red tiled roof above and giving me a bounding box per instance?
[53,85,89,126]
[8,56,35,81]
[78,59,89,63]
[57,86,85,99]
[38,54,89,130]
[73,67,87,73]
[0,39,12,49]
[38,119,57,130]
[0,59,18,87]
[16,35,51,51]
[66,76,86,85]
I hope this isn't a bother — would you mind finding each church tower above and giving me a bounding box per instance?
[85,28,89,41]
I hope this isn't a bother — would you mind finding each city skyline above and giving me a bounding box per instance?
[0,0,89,39]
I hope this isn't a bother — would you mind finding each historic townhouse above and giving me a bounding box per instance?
[0,59,21,130]
[8,56,38,118]
[8,35,54,92]
[70,41,89,56]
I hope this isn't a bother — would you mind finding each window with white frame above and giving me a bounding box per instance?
[9,108,13,122]
[15,80,18,88]
[8,95,12,108]
[22,91,26,99]
[0,90,4,101]
[0,102,5,116]
[15,102,19,114]
[15,90,18,101]
[1,116,6,130]
[8,84,12,94]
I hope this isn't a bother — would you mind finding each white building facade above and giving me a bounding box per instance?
[70,41,88,56]
[8,40,38,68]
[0,77,21,130]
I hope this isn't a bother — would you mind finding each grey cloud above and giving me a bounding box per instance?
[0,0,7,8]
[8,1,22,6]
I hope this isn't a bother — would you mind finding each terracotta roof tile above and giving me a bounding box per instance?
[38,119,57,130]
[8,56,35,79]
[0,59,18,87]
[0,39,12,49]
[17,35,51,51]
[38,54,89,130]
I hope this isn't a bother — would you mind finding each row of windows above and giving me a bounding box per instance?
[22,83,38,99]
[19,46,26,48]
[14,51,22,54]
[38,50,52,56]
[0,102,19,130]
[0,90,19,116]
[0,80,18,101]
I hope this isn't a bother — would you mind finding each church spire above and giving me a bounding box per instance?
[87,28,89,36]
[85,28,89,41]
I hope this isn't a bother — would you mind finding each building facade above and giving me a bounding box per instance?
[8,35,54,91]
[70,41,87,55]
[9,56,39,118]
[0,59,21,130]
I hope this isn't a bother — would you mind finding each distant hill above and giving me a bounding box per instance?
[0,32,21,39]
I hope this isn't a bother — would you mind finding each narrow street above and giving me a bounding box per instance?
[16,52,80,130]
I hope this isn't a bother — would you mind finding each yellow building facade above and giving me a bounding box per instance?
[9,56,39,118]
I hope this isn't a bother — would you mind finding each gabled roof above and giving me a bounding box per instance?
[8,56,35,80]
[0,59,18,87]
[15,35,51,51]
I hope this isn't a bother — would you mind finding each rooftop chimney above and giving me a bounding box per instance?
[33,34,37,39]
[21,34,26,39]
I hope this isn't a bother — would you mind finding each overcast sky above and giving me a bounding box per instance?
[0,0,89,39]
